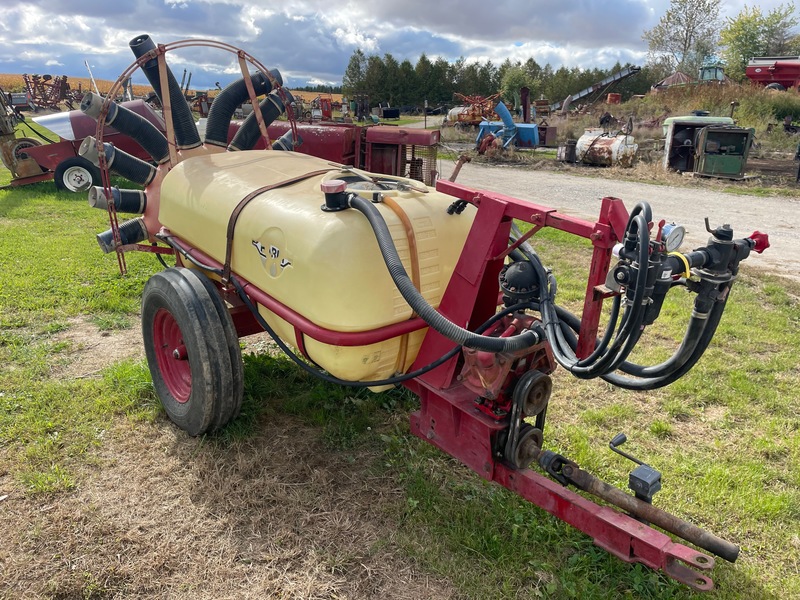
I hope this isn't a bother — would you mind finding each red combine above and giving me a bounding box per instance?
[78,35,769,592]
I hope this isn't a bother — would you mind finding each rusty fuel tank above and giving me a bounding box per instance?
[576,128,637,167]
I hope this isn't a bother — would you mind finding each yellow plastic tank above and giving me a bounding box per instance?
[158,151,477,382]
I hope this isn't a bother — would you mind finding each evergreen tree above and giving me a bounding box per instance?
[342,49,366,96]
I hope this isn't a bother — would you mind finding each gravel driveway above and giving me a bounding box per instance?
[451,163,798,280]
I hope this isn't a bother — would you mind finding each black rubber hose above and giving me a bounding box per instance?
[272,129,299,151]
[562,213,650,376]
[79,137,157,186]
[603,295,728,390]
[204,70,281,148]
[129,34,202,150]
[108,147,157,186]
[88,186,147,214]
[349,195,541,353]
[513,238,623,366]
[228,91,292,151]
[80,92,170,164]
[546,275,725,390]
[96,217,149,253]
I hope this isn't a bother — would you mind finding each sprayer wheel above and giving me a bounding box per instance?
[192,269,244,426]
[54,156,101,193]
[142,267,240,436]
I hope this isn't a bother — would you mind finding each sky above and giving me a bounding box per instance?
[0,0,794,91]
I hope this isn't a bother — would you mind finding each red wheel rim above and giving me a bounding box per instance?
[152,308,191,403]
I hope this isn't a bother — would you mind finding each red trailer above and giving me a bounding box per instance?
[745,56,800,90]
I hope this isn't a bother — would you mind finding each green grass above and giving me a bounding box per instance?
[1,171,798,598]
[0,178,162,491]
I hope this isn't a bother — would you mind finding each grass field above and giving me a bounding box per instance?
[0,158,799,598]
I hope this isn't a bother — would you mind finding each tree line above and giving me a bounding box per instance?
[342,49,659,109]
[341,1,800,109]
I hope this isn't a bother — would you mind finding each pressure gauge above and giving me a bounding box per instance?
[661,223,686,252]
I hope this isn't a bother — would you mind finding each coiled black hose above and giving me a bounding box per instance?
[509,204,734,390]
[603,296,727,389]
[348,195,542,353]
[129,34,202,150]
[540,211,651,378]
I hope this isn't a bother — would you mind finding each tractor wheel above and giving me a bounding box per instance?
[142,267,242,436]
[54,156,101,192]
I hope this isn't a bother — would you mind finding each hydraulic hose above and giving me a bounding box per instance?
[129,34,202,150]
[545,212,651,378]
[228,91,293,151]
[349,195,541,353]
[80,92,170,164]
[603,295,728,390]
[204,70,282,148]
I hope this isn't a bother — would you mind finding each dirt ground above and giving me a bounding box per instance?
[2,165,799,598]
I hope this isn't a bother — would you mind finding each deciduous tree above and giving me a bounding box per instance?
[643,0,721,75]
[720,3,800,81]
[342,49,366,96]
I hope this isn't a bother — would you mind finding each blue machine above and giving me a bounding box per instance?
[475,101,539,148]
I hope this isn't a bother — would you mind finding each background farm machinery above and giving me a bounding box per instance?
[72,35,769,593]
[0,87,50,185]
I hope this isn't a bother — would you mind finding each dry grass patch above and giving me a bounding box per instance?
[1,414,455,599]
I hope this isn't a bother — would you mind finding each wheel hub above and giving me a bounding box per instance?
[152,308,192,403]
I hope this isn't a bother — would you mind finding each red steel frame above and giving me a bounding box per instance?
[401,181,716,591]
[166,178,722,590]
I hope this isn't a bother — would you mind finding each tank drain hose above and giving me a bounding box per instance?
[349,195,541,353]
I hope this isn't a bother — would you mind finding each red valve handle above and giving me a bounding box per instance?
[747,231,770,254]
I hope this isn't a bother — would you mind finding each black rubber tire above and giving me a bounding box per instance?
[54,156,102,192]
[193,269,244,426]
[141,267,240,436]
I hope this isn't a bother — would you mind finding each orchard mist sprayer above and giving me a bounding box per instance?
[80,35,769,591]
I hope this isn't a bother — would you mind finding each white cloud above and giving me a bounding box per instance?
[3,0,793,89]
